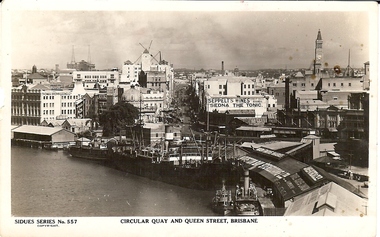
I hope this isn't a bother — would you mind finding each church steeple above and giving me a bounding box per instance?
[314,29,323,75]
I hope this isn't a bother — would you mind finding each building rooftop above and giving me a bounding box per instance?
[284,182,367,216]
[13,125,66,136]
[235,126,272,132]
[259,141,303,151]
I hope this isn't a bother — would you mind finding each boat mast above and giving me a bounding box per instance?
[139,90,143,149]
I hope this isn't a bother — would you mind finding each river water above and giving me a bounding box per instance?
[11,146,216,217]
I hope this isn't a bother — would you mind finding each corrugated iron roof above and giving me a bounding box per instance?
[284,182,367,216]
[13,125,64,136]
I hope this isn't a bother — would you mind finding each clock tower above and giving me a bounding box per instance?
[314,29,323,75]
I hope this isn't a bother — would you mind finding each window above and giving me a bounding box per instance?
[156,133,158,137]
[244,85,246,89]
[273,104,275,107]
[268,104,271,108]
[328,83,331,87]
[341,83,344,86]
[333,97,338,100]
[244,91,246,95]
[219,85,222,89]
[207,85,210,89]
[248,91,250,95]
[301,83,305,87]
[248,85,250,89]
[333,83,336,87]
[349,83,352,86]
[77,74,81,79]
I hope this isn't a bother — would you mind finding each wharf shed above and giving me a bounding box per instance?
[12,125,76,148]
[236,145,329,208]
[284,182,367,216]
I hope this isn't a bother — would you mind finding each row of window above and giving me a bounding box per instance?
[243,84,254,89]
[43,103,54,107]
[151,82,162,87]
[292,82,352,88]
[80,75,115,79]
[12,118,40,126]
[43,95,55,100]
[292,83,314,87]
[61,109,75,115]
[61,102,74,107]
[327,82,352,87]
[243,91,255,95]
[43,110,54,115]
[12,95,40,101]
[62,95,79,100]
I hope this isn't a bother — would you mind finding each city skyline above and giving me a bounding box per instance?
[10,8,371,71]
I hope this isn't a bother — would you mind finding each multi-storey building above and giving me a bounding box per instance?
[267,83,286,109]
[362,61,370,90]
[67,59,95,71]
[11,84,83,125]
[203,76,258,96]
[121,86,165,123]
[72,70,119,89]
[204,94,277,118]
[120,48,174,108]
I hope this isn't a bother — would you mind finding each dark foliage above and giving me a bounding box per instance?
[99,102,139,137]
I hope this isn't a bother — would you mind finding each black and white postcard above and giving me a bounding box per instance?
[0,1,378,237]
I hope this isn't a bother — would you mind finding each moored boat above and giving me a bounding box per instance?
[67,145,109,161]
[234,170,263,216]
[212,181,234,216]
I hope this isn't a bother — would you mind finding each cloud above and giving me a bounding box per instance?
[11,10,370,70]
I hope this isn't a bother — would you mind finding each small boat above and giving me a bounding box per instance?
[234,171,263,216]
[67,145,109,161]
[212,181,234,216]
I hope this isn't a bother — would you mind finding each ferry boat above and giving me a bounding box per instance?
[234,170,263,216]
[212,181,234,216]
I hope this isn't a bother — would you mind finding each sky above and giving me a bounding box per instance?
[10,6,371,71]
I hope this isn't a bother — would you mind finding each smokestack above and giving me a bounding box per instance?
[285,76,290,111]
[222,61,224,75]
[244,170,249,196]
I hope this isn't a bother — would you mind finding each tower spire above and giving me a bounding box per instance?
[314,29,323,75]
[317,29,322,40]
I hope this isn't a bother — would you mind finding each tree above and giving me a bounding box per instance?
[99,102,139,137]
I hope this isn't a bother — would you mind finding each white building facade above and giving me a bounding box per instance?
[72,70,119,89]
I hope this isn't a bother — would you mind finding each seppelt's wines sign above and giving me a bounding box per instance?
[207,97,263,109]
